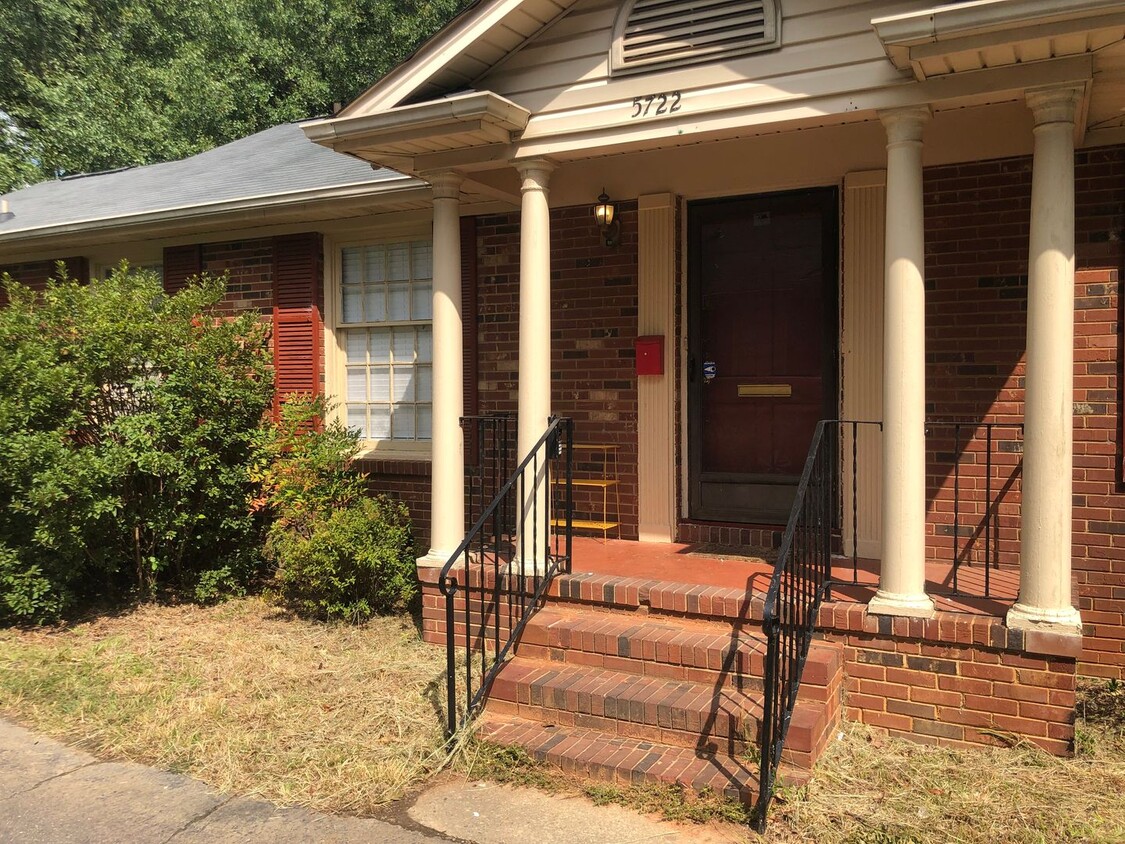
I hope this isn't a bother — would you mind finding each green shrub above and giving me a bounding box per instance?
[266,496,416,621]
[0,263,273,620]
[255,396,417,622]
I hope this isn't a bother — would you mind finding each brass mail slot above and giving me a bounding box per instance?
[738,383,792,398]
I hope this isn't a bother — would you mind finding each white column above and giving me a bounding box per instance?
[515,159,555,570]
[1008,85,1084,634]
[869,106,935,619]
[418,171,465,566]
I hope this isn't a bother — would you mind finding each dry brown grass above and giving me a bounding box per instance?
[0,597,449,814]
[770,683,1125,843]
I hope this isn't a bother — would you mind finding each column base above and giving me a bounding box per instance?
[868,589,936,619]
[1006,602,1083,635]
[416,549,454,568]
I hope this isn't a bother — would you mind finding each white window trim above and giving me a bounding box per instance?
[323,229,435,462]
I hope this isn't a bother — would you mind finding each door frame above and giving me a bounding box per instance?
[686,186,841,524]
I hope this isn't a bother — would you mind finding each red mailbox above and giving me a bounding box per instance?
[635,335,664,376]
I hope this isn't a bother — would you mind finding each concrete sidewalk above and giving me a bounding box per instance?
[0,718,744,844]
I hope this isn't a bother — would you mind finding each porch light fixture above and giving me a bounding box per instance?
[593,190,620,248]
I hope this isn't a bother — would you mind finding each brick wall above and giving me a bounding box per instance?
[923,145,1125,678]
[475,202,640,538]
[822,602,1078,754]
[200,239,275,315]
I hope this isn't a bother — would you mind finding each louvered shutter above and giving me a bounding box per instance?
[272,232,322,416]
[162,244,203,294]
[62,256,89,284]
[461,216,479,462]
[613,0,779,73]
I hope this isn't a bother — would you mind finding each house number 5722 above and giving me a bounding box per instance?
[631,91,682,118]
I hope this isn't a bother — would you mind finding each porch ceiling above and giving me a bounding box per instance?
[873,0,1125,81]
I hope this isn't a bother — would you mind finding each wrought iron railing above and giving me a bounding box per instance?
[753,419,875,832]
[440,415,574,738]
[925,420,1023,599]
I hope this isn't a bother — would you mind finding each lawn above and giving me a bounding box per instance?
[1,600,1123,843]
[0,597,449,814]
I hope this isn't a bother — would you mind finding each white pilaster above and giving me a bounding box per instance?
[515,159,555,569]
[418,171,465,566]
[1008,85,1084,634]
[870,106,935,619]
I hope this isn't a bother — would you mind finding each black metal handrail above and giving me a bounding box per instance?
[925,420,1023,598]
[440,415,574,738]
[753,419,877,832]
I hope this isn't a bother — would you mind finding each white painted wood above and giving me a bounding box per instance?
[841,170,886,562]
[637,193,677,542]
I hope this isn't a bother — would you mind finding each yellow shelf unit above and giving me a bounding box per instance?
[552,443,621,540]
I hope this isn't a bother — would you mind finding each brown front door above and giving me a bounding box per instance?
[688,189,838,524]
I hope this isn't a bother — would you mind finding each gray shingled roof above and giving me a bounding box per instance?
[0,122,419,236]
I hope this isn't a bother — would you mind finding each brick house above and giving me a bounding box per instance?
[4,0,1125,816]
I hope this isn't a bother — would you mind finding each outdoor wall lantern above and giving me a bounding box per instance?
[593,190,620,248]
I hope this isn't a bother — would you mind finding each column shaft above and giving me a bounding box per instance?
[1009,86,1084,633]
[419,172,465,565]
[870,106,935,618]
[515,160,555,570]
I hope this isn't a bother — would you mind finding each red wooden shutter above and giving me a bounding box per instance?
[272,232,323,416]
[61,256,89,284]
[162,244,202,294]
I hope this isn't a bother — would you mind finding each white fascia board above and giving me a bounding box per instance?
[873,0,1125,50]
[302,92,530,155]
[0,178,424,246]
[336,0,526,116]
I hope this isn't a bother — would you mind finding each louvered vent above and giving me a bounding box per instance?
[611,0,780,74]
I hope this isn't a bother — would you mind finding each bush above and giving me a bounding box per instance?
[255,397,417,621]
[0,263,273,620]
[266,496,415,621]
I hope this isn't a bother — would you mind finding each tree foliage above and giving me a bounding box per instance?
[0,0,467,192]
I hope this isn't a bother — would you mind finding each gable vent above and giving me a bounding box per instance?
[611,0,780,75]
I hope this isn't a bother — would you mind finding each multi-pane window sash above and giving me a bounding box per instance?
[340,240,433,442]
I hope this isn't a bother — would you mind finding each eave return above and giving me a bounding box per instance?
[611,0,781,75]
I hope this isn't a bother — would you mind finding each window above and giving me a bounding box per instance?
[100,262,163,282]
[610,0,780,76]
[338,240,433,443]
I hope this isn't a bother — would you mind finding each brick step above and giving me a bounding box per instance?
[515,606,842,703]
[488,657,830,766]
[478,715,774,804]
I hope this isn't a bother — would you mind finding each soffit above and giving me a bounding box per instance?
[873,0,1125,80]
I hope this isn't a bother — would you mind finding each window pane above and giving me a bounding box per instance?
[370,367,391,402]
[346,404,367,438]
[387,243,409,280]
[416,365,432,402]
[341,248,363,284]
[412,242,433,279]
[369,328,391,363]
[369,405,391,439]
[393,366,415,402]
[364,284,386,323]
[387,283,409,321]
[364,246,386,283]
[342,285,363,323]
[392,328,415,363]
[346,367,367,402]
[417,405,432,440]
[417,327,433,362]
[393,404,415,439]
[412,282,432,321]
[345,330,367,363]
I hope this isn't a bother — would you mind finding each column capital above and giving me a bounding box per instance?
[1026,84,1083,128]
[427,170,464,201]
[514,158,556,193]
[878,104,931,146]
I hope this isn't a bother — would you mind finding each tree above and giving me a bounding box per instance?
[0,0,467,192]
